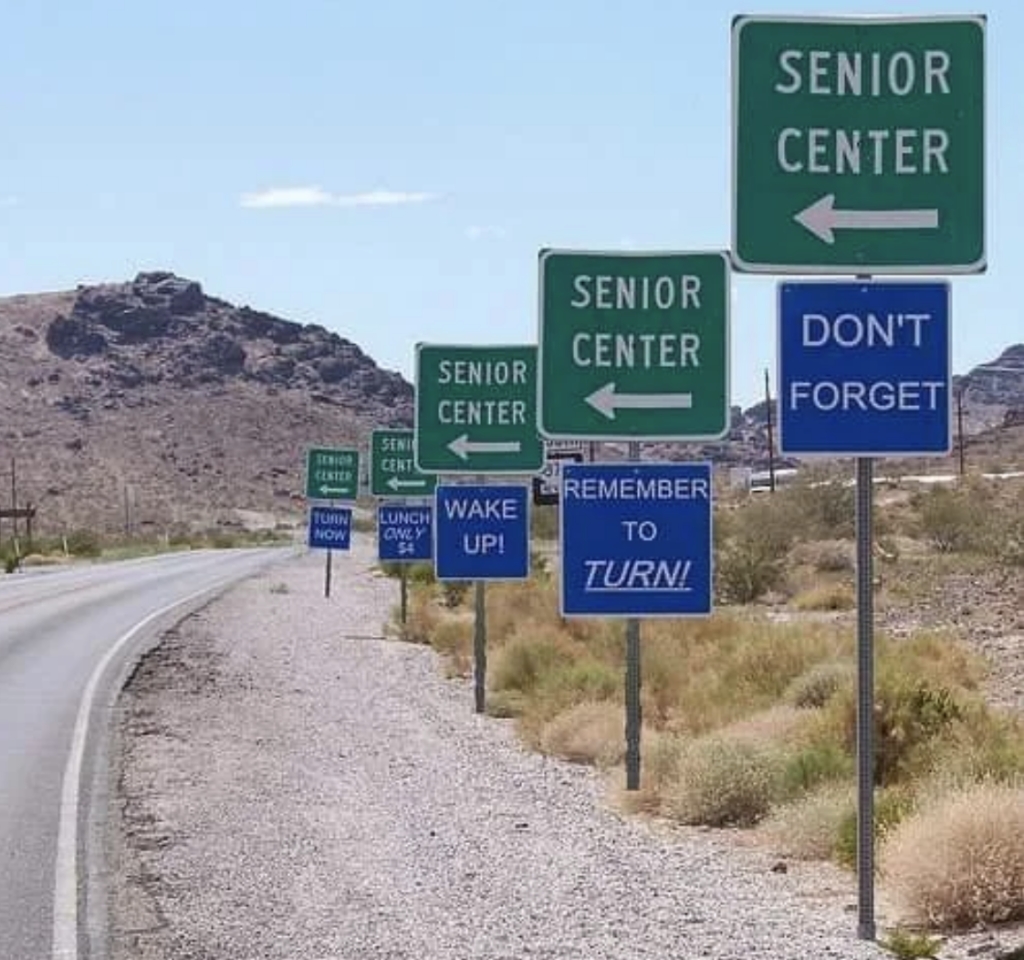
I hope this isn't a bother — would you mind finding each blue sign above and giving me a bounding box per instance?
[435,484,529,581]
[378,503,433,562]
[778,281,951,457]
[308,505,352,550]
[560,463,713,618]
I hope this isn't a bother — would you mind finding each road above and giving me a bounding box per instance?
[0,547,287,960]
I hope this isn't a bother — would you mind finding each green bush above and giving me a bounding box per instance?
[835,785,915,870]
[780,741,853,797]
[786,661,853,709]
[779,480,856,539]
[65,529,102,557]
[917,486,990,553]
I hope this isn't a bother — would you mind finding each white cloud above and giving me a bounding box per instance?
[240,186,437,209]
[465,225,506,241]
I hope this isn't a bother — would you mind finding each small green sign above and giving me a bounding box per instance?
[305,447,359,501]
[732,15,985,274]
[370,429,437,497]
[415,344,544,474]
[538,250,730,440]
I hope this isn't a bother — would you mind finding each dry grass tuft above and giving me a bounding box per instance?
[791,583,855,612]
[760,783,854,861]
[881,781,1024,930]
[539,701,625,768]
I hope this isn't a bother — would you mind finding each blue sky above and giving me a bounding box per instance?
[0,0,1014,408]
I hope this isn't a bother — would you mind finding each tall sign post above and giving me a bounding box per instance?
[736,17,984,941]
[305,447,359,599]
[539,249,727,792]
[416,344,541,714]
[732,15,985,275]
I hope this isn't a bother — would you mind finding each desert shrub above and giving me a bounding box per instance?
[779,740,853,797]
[792,583,855,611]
[429,620,473,676]
[786,661,853,709]
[835,785,916,870]
[798,539,855,573]
[880,782,1024,929]
[879,928,943,960]
[65,528,102,557]
[539,701,625,767]
[662,735,782,827]
[439,579,471,608]
[916,486,991,553]
[489,630,576,694]
[761,783,854,861]
[715,503,793,603]
[996,511,1024,566]
[778,480,856,539]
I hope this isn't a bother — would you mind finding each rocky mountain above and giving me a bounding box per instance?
[0,272,412,539]
[0,272,1021,541]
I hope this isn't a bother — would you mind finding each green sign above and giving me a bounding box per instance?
[305,447,359,500]
[732,15,985,274]
[415,344,544,474]
[370,429,437,497]
[538,250,730,440]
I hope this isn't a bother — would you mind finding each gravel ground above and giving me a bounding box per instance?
[104,535,1016,960]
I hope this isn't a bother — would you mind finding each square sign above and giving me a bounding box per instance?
[415,344,544,474]
[306,447,359,501]
[435,484,529,581]
[533,450,585,507]
[538,250,730,440]
[308,505,352,550]
[778,281,951,457]
[370,429,437,498]
[732,15,985,274]
[560,463,713,618]
[378,503,433,562]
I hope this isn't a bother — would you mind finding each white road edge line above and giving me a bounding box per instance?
[51,578,238,960]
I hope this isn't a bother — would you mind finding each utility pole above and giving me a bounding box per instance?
[10,457,17,541]
[956,388,966,478]
[764,369,777,493]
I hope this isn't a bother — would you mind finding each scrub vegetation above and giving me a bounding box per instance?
[388,472,1024,934]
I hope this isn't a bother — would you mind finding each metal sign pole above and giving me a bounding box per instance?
[474,472,488,714]
[855,273,876,942]
[625,440,642,790]
[400,563,409,625]
[324,549,333,599]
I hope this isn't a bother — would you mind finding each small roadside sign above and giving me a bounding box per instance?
[559,462,713,617]
[377,503,433,562]
[434,484,530,581]
[307,505,352,550]
[415,344,544,474]
[538,250,730,440]
[306,447,359,501]
[732,15,986,274]
[533,450,585,507]
[370,429,437,498]
[777,280,951,456]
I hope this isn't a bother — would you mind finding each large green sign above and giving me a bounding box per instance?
[732,15,985,274]
[370,429,437,497]
[305,447,359,500]
[414,344,544,474]
[538,250,730,440]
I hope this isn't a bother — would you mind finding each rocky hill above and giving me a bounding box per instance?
[0,272,412,539]
[0,272,1021,540]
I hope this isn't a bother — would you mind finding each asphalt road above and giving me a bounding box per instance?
[0,547,287,960]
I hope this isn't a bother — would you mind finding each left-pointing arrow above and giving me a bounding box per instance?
[316,485,351,495]
[794,193,939,245]
[387,476,427,491]
[447,434,522,460]
[585,382,694,420]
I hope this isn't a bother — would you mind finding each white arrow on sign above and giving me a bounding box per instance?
[387,476,427,492]
[794,194,939,246]
[447,433,522,461]
[585,382,694,420]
[316,485,352,496]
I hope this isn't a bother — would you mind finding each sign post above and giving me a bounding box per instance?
[732,15,986,274]
[414,344,544,474]
[538,250,730,440]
